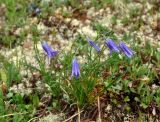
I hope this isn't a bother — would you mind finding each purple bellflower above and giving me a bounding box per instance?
[42,41,58,59]
[35,8,41,14]
[28,3,41,16]
[86,37,101,52]
[72,58,80,79]
[119,42,134,58]
[105,39,120,54]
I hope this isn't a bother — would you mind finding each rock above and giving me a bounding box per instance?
[78,26,97,38]
[0,4,6,16]
[71,19,80,27]
[84,19,91,25]
[84,0,91,6]
[41,0,51,4]
[37,22,48,34]
[30,17,38,24]
[64,18,71,24]
[39,113,64,122]
[87,7,95,17]
[105,104,112,113]
[99,8,104,16]
[152,107,156,116]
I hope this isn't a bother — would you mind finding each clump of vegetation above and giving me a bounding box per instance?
[0,0,160,121]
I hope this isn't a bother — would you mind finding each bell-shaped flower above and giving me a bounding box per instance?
[86,37,101,52]
[72,58,80,79]
[119,42,134,58]
[42,41,58,59]
[105,39,120,54]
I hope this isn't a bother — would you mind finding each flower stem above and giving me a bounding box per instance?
[97,96,102,122]
[77,102,81,122]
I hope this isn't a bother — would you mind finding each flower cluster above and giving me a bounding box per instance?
[105,39,135,58]
[42,38,135,79]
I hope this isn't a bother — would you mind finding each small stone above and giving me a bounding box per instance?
[71,19,80,27]
[87,7,95,17]
[0,4,6,16]
[105,104,112,113]
[64,18,71,24]
[78,26,97,38]
[152,84,158,91]
[37,41,43,51]
[152,107,156,116]
[84,0,91,6]
[84,19,91,25]
[23,40,32,49]
[39,113,64,122]
[105,7,111,14]
[18,83,25,90]
[41,0,51,4]
[10,85,18,93]
[14,28,22,36]
[37,22,47,34]
[31,17,38,24]
[99,9,104,15]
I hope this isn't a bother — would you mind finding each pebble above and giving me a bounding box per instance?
[64,18,71,24]
[87,7,95,17]
[152,107,156,116]
[37,22,48,34]
[71,19,80,27]
[84,19,91,25]
[105,104,112,113]
[39,113,64,122]
[78,26,97,38]
[30,17,38,24]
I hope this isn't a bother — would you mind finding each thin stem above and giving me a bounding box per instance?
[0,112,28,118]
[97,96,102,122]
[77,102,81,122]
[63,110,84,122]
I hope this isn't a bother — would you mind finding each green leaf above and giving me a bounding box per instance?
[124,96,130,102]
[6,92,13,98]
[140,103,148,109]
[13,113,24,122]
[0,70,7,83]
[134,97,140,102]
[32,94,39,107]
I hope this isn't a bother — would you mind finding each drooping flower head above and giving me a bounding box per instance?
[35,8,41,14]
[86,37,101,52]
[42,41,58,59]
[105,39,120,54]
[28,3,41,16]
[119,42,134,58]
[72,58,80,79]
